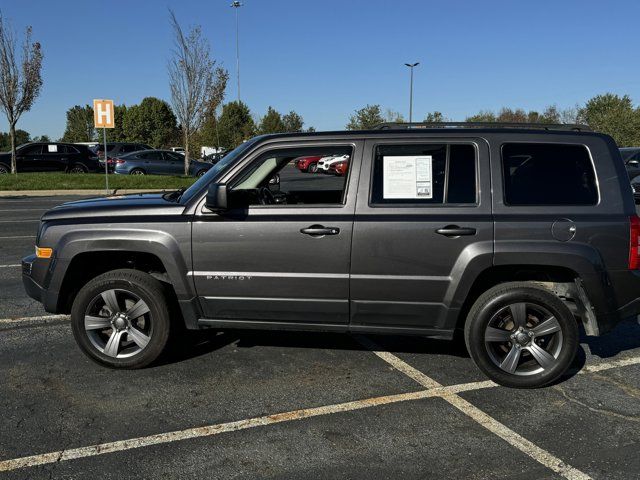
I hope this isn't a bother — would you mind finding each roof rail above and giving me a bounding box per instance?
[374,122,592,132]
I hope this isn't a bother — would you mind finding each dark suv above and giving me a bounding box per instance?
[0,142,101,173]
[22,123,640,388]
[95,142,152,171]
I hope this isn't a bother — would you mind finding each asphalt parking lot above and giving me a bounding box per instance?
[0,195,639,479]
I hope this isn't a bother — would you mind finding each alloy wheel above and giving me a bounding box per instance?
[84,288,152,358]
[484,302,563,376]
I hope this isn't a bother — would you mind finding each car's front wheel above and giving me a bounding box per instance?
[464,282,578,388]
[0,163,9,174]
[70,269,172,369]
[130,168,145,175]
[196,169,207,177]
[68,163,88,174]
[308,163,318,173]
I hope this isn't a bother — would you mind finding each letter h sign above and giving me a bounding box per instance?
[93,99,115,129]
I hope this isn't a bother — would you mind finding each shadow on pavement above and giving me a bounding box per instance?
[583,318,640,358]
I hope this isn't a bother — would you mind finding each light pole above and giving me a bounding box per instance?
[404,62,419,123]
[231,1,243,102]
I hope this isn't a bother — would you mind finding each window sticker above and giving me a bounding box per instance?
[382,155,433,199]
[47,144,58,153]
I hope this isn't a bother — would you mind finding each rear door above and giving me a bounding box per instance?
[17,144,45,172]
[163,151,184,174]
[350,137,493,334]
[43,144,68,171]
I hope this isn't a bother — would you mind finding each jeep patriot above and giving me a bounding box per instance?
[22,123,640,388]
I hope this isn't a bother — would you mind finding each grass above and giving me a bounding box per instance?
[0,173,197,191]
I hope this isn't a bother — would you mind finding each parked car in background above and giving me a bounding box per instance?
[203,152,227,164]
[113,149,212,177]
[0,142,100,174]
[95,143,152,171]
[329,160,349,176]
[294,155,323,173]
[170,147,185,155]
[620,147,640,178]
[317,154,350,172]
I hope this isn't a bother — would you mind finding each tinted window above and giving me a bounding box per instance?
[502,143,597,206]
[371,143,476,205]
[165,152,182,161]
[20,144,43,155]
[138,151,161,160]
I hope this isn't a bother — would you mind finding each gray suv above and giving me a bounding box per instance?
[22,123,640,388]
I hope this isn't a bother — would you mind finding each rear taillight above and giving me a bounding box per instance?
[629,215,640,270]
[115,159,126,165]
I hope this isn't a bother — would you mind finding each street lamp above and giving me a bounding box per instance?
[404,62,419,123]
[231,1,243,102]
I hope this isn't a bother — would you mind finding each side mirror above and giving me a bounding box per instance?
[628,160,639,167]
[205,183,228,211]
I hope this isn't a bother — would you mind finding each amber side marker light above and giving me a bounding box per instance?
[35,247,53,259]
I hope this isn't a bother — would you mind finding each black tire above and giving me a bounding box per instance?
[68,163,88,174]
[130,168,146,175]
[0,163,9,174]
[71,269,172,369]
[308,163,318,173]
[196,169,207,177]
[464,282,578,388]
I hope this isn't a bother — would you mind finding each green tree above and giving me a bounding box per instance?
[0,129,29,150]
[258,106,286,134]
[123,97,179,148]
[217,101,256,150]
[32,134,49,142]
[61,105,95,142]
[424,111,445,123]
[580,93,640,147]
[384,109,405,123]
[346,104,384,130]
[282,111,305,132]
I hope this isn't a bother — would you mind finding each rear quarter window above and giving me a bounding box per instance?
[501,143,598,206]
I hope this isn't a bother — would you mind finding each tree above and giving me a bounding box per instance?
[258,106,286,134]
[384,108,405,123]
[102,104,127,142]
[0,12,43,173]
[61,105,95,142]
[0,128,29,150]
[282,111,305,132]
[580,94,640,147]
[124,97,179,148]
[217,101,255,150]
[424,111,445,123]
[32,134,49,142]
[168,9,228,174]
[346,104,384,130]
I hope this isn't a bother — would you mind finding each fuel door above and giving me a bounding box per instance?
[551,218,576,242]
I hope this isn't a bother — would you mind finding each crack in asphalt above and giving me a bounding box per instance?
[553,384,640,423]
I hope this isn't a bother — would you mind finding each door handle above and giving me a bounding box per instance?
[300,225,340,237]
[436,225,477,237]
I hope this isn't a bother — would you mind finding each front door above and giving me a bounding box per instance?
[191,140,362,327]
[349,137,493,334]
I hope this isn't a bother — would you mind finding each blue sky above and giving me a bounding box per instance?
[2,0,639,139]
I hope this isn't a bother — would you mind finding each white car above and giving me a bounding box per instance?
[316,154,350,172]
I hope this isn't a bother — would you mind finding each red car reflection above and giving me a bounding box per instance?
[329,160,349,176]
[294,155,323,173]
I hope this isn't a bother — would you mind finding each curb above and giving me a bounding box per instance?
[0,189,171,197]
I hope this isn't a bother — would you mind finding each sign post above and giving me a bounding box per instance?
[93,99,115,194]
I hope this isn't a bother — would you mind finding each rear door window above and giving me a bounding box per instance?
[370,143,477,205]
[502,143,598,206]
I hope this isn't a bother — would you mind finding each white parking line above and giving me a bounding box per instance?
[0,314,68,325]
[355,336,592,480]
[0,235,35,239]
[0,264,20,268]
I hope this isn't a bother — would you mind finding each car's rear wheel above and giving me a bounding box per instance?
[71,269,172,369]
[196,169,207,177]
[0,163,9,174]
[464,282,578,388]
[68,163,88,174]
[130,168,145,175]
[308,163,318,173]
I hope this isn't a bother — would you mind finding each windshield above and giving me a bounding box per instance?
[179,137,263,204]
